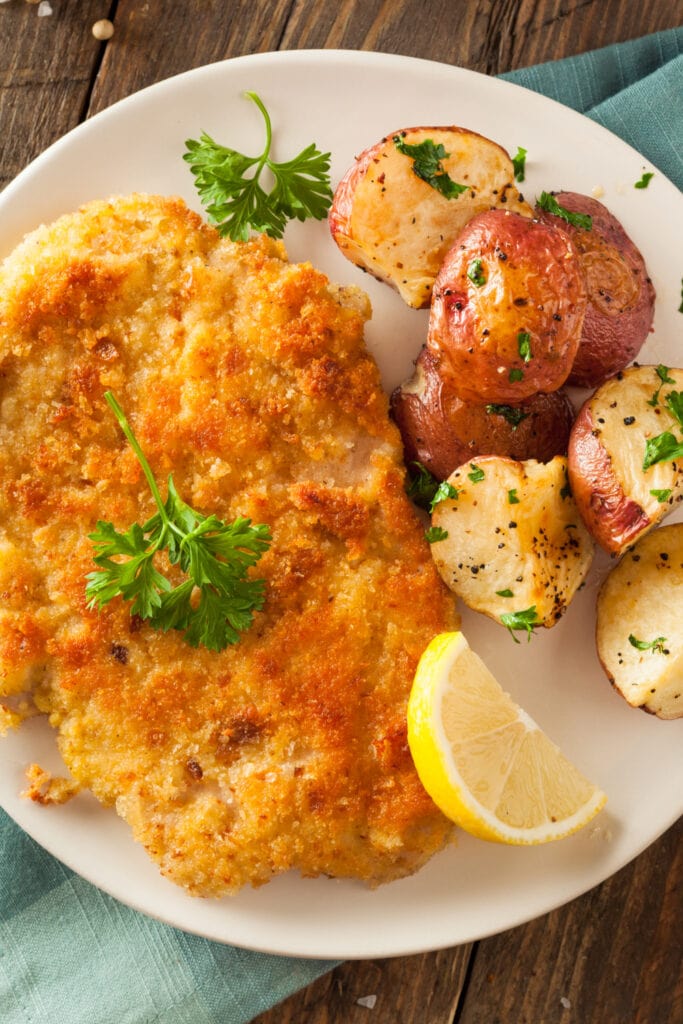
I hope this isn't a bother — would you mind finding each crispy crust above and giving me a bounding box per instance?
[0,194,456,895]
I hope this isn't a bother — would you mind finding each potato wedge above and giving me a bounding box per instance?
[391,346,575,481]
[427,209,587,403]
[596,524,683,719]
[430,455,594,632]
[568,365,683,556]
[535,192,655,388]
[329,126,532,309]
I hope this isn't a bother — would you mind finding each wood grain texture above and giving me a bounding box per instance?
[252,946,473,1024]
[0,0,105,188]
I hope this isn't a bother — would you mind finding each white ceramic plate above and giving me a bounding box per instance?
[1,50,681,961]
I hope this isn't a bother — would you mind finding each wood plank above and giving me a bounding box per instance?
[87,0,296,115]
[0,0,104,188]
[252,945,473,1024]
[280,0,683,72]
[457,819,682,1024]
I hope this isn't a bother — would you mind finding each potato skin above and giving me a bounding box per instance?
[427,209,586,403]
[568,365,683,555]
[329,126,532,309]
[535,192,655,388]
[391,347,575,481]
[596,524,683,719]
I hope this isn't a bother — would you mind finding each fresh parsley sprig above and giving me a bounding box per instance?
[643,387,683,471]
[500,606,539,642]
[184,91,333,241]
[85,392,271,651]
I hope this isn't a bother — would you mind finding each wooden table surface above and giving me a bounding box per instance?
[2,2,681,1022]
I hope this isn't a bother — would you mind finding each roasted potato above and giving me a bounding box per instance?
[568,365,683,555]
[391,346,575,480]
[596,524,683,719]
[427,209,587,403]
[430,455,594,632]
[535,192,655,388]
[329,126,532,309]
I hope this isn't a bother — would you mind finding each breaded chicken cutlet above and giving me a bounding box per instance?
[0,194,456,895]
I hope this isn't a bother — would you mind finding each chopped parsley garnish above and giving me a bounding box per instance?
[425,526,449,543]
[517,331,532,362]
[642,431,683,471]
[500,606,539,642]
[429,481,459,512]
[496,588,514,598]
[406,461,440,510]
[393,135,467,199]
[507,488,520,504]
[650,488,672,503]
[85,392,271,651]
[509,368,524,383]
[467,463,485,483]
[537,191,592,230]
[512,146,527,182]
[184,91,332,241]
[486,404,529,430]
[647,364,675,407]
[634,172,654,189]
[665,390,683,429]
[628,634,668,655]
[467,258,487,287]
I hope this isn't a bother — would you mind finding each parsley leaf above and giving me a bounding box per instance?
[650,488,672,503]
[496,588,514,598]
[628,634,668,655]
[517,331,532,362]
[512,146,527,182]
[85,392,271,651]
[642,431,683,471]
[467,463,485,483]
[184,91,332,241]
[537,191,592,230]
[507,488,520,504]
[425,526,449,543]
[393,135,467,199]
[406,461,440,510]
[509,368,524,383]
[430,481,459,513]
[500,606,539,643]
[486,404,529,430]
[634,172,654,189]
[467,258,487,286]
[647,364,675,406]
[664,390,683,430]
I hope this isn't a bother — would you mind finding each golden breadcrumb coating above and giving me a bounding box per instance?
[0,194,456,895]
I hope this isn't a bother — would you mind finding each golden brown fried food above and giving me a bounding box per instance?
[0,194,456,895]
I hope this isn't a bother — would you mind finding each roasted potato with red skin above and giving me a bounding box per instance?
[427,209,587,403]
[535,192,655,388]
[568,365,683,555]
[329,126,532,309]
[596,524,683,719]
[391,346,575,481]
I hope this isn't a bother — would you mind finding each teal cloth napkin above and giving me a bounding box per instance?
[1,27,681,1024]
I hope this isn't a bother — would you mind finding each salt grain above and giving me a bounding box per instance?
[356,994,377,1009]
[92,18,114,39]
[560,996,572,1009]
[36,0,52,14]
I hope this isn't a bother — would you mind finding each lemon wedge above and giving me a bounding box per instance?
[407,632,606,844]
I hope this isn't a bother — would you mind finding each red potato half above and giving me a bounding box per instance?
[536,192,656,388]
[329,126,532,309]
[427,209,587,403]
[568,365,683,555]
[430,455,594,630]
[596,524,683,719]
[391,346,575,481]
